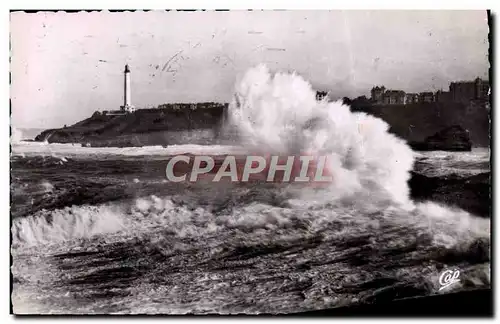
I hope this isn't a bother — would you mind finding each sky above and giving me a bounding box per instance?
[11,10,489,129]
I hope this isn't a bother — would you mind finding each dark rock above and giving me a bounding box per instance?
[341,97,352,105]
[34,104,228,146]
[348,101,490,148]
[408,171,491,217]
[409,125,472,151]
[290,289,492,316]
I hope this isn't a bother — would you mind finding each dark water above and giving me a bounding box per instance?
[10,147,491,314]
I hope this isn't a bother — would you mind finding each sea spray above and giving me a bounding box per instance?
[226,64,415,206]
[11,194,489,253]
[11,205,129,248]
[11,127,23,144]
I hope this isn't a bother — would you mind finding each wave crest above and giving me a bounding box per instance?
[227,65,415,205]
[12,205,128,248]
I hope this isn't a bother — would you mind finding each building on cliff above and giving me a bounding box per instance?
[449,78,489,103]
[370,86,386,104]
[449,80,476,103]
[419,91,435,103]
[383,90,406,105]
[405,93,419,104]
[370,86,406,105]
[474,77,490,101]
[367,77,489,107]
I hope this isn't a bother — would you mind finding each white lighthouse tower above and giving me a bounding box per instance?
[120,64,135,113]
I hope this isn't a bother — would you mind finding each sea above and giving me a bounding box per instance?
[10,66,491,314]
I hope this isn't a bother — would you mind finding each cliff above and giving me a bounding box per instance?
[35,103,228,147]
[34,100,490,149]
[349,100,490,148]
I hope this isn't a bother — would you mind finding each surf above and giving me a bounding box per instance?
[224,64,415,206]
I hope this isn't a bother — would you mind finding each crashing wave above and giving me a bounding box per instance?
[226,64,415,206]
[11,127,23,144]
[11,205,129,248]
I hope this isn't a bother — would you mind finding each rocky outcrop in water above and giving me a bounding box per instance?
[409,125,473,152]
[408,171,490,217]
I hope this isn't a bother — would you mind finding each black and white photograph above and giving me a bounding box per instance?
[10,9,492,315]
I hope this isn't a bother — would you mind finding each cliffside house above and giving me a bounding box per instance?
[449,81,476,103]
[474,77,490,101]
[366,77,489,107]
[405,93,419,104]
[370,86,386,104]
[383,90,406,105]
[419,92,435,103]
[449,78,489,103]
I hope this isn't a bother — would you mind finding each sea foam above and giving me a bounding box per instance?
[226,64,415,206]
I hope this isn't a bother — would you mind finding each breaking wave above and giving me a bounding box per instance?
[226,64,415,206]
[11,127,23,144]
[12,205,129,248]
[12,194,489,250]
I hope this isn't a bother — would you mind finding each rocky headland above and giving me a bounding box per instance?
[35,103,228,147]
[33,100,489,151]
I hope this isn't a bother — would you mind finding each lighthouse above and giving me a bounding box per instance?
[121,64,135,113]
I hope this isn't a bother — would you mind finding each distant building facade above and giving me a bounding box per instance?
[367,77,488,107]
[449,78,489,103]
[474,77,490,101]
[384,90,406,105]
[419,92,435,103]
[449,81,476,103]
[370,86,386,104]
[405,93,419,104]
[370,87,406,105]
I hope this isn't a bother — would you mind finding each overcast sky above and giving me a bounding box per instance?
[11,10,489,128]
